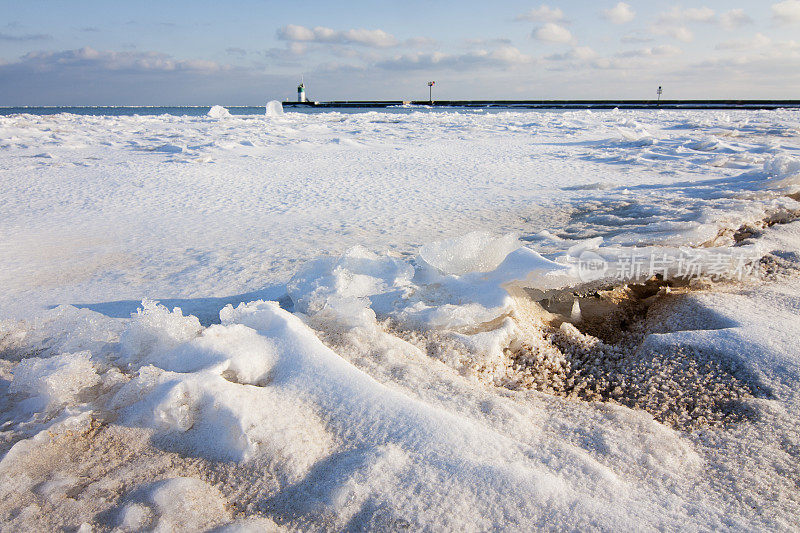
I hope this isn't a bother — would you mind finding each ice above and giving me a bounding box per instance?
[9,351,100,412]
[119,299,202,368]
[2,108,799,324]
[2,108,800,529]
[615,126,655,146]
[419,231,520,275]
[764,154,800,180]
[570,299,582,322]
[287,238,577,331]
[265,100,284,117]
[763,155,800,192]
[207,105,232,119]
[287,245,414,325]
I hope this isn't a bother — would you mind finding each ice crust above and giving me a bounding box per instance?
[2,109,800,530]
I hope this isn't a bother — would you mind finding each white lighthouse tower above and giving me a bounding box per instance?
[297,80,306,103]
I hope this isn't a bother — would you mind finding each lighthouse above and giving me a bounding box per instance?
[297,82,306,103]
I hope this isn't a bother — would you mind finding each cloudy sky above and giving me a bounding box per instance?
[2,0,800,105]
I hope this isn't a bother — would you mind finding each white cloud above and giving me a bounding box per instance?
[287,42,308,56]
[772,0,800,24]
[277,25,398,47]
[689,43,800,73]
[657,7,716,24]
[603,3,635,25]
[515,5,565,22]
[546,46,598,62]
[588,44,684,70]
[616,45,682,58]
[376,47,532,71]
[278,24,314,42]
[651,7,718,42]
[17,47,224,73]
[653,25,694,43]
[720,9,754,30]
[0,46,290,105]
[262,40,309,60]
[489,46,533,63]
[571,46,599,61]
[405,36,438,48]
[533,23,573,44]
[716,33,772,50]
[465,38,513,46]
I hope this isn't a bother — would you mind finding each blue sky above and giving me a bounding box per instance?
[1,1,800,104]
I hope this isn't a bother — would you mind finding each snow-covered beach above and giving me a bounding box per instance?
[2,107,800,531]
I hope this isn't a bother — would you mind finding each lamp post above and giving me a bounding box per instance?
[428,81,435,104]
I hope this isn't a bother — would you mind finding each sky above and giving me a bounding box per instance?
[1,0,799,105]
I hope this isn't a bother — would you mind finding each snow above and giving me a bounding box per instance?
[115,477,230,531]
[1,108,800,530]
[207,105,232,119]
[1,109,799,320]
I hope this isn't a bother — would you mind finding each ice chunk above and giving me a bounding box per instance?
[616,126,655,146]
[207,105,232,119]
[419,232,520,275]
[10,351,101,409]
[119,300,202,368]
[764,155,800,192]
[566,237,604,257]
[288,242,576,331]
[570,299,582,322]
[265,100,284,117]
[0,305,123,362]
[764,155,800,180]
[111,367,254,460]
[287,245,414,321]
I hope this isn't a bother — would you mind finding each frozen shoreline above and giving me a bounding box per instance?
[1,109,800,530]
[2,108,799,320]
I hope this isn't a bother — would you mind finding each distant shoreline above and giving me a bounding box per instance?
[2,100,800,117]
[286,99,800,110]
